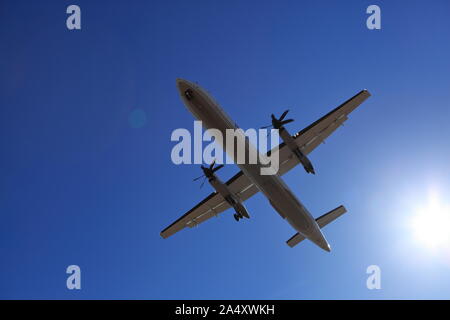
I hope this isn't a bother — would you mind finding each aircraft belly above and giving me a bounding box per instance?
[256,175,315,234]
[183,81,317,237]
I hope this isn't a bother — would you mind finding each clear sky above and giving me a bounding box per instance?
[1,0,450,299]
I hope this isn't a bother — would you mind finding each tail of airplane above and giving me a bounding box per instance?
[286,205,347,248]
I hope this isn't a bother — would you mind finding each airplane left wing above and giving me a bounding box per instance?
[160,171,258,238]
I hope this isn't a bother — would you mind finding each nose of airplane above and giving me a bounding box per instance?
[176,78,186,89]
[176,78,185,85]
[176,78,195,89]
[176,78,197,99]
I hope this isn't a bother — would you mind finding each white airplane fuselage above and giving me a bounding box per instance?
[176,78,331,252]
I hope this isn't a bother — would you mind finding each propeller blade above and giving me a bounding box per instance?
[261,124,273,129]
[213,164,224,172]
[200,177,207,188]
[279,109,289,121]
[280,119,294,125]
[193,174,204,181]
[209,160,216,170]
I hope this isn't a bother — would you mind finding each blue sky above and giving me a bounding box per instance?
[1,0,450,299]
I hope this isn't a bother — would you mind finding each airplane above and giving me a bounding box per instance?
[161,78,371,251]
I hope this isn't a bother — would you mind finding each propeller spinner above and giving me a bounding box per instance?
[193,160,224,188]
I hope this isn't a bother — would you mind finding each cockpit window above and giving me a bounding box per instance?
[185,89,193,100]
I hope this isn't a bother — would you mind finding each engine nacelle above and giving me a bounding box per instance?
[279,128,315,174]
[208,174,250,220]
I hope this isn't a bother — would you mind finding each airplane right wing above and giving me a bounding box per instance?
[293,89,371,155]
[269,89,371,176]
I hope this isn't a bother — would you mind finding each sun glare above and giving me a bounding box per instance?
[411,191,450,250]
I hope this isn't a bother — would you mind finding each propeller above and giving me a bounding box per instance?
[193,160,224,188]
[261,109,294,130]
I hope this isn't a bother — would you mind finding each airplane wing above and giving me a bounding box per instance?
[271,89,371,176]
[161,90,370,238]
[160,171,258,238]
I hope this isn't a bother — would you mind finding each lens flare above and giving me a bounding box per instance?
[410,191,450,249]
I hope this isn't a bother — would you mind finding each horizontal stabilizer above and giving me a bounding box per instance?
[286,205,347,248]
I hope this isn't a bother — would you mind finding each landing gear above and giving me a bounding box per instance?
[233,213,243,222]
